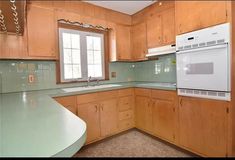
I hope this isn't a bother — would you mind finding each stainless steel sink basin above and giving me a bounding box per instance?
[62,84,122,93]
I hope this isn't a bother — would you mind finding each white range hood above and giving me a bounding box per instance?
[146,44,176,57]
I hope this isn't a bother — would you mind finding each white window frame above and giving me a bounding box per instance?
[59,28,105,82]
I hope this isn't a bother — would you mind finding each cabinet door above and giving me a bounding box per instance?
[135,96,152,132]
[77,102,101,143]
[179,97,228,157]
[147,13,162,48]
[100,98,118,137]
[54,96,77,115]
[27,5,56,58]
[175,1,227,34]
[116,24,131,60]
[131,22,147,60]
[162,8,175,45]
[152,99,176,143]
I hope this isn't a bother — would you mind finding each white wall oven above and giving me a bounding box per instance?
[176,23,231,101]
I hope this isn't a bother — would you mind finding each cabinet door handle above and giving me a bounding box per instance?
[180,99,182,106]
[95,105,98,112]
[100,104,103,111]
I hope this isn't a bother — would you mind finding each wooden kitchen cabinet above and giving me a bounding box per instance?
[147,7,175,49]
[152,90,177,143]
[76,90,119,144]
[175,1,228,35]
[77,102,101,143]
[179,96,229,157]
[147,13,162,48]
[27,5,57,59]
[135,88,152,132]
[54,96,77,115]
[162,8,175,45]
[100,98,118,137]
[114,24,132,61]
[117,88,135,132]
[131,22,147,61]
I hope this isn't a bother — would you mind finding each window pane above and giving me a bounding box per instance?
[88,64,102,78]
[87,36,93,50]
[63,49,72,64]
[87,51,94,64]
[71,34,80,49]
[93,37,101,50]
[94,64,102,77]
[94,51,102,64]
[62,33,71,48]
[64,65,73,79]
[72,49,81,64]
[88,65,94,77]
[72,65,81,78]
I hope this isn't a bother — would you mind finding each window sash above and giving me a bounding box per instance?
[59,28,105,82]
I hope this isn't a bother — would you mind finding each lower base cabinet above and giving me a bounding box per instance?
[152,98,177,143]
[100,98,118,137]
[179,96,229,157]
[54,88,230,157]
[77,102,101,143]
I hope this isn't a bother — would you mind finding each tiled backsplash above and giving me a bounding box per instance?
[0,54,176,93]
[134,54,176,83]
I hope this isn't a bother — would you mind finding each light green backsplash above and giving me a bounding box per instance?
[134,54,176,83]
[0,54,176,93]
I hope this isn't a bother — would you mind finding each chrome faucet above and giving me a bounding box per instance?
[96,79,100,86]
[87,76,92,87]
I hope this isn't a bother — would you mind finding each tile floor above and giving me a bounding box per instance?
[74,129,196,157]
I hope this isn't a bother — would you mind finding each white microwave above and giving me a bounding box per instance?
[176,23,231,101]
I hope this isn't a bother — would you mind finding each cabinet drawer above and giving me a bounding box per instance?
[135,88,151,97]
[119,110,133,121]
[77,93,99,104]
[118,88,134,97]
[118,118,134,131]
[118,96,134,111]
[151,89,176,101]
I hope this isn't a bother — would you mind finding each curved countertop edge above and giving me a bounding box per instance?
[53,131,87,157]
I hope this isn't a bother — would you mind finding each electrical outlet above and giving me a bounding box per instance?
[111,72,116,78]
[28,74,35,83]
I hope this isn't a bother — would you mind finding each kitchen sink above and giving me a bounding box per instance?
[62,84,122,93]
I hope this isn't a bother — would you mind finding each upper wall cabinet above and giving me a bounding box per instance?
[27,5,57,59]
[110,24,132,61]
[175,1,228,35]
[131,22,147,61]
[147,7,175,49]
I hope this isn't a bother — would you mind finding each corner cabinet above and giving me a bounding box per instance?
[175,1,228,35]
[27,5,57,59]
[131,22,147,61]
[179,96,229,157]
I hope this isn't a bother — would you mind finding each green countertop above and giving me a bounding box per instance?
[0,82,176,157]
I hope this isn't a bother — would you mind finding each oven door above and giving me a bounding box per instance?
[176,43,230,91]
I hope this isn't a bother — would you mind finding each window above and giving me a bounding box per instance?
[59,28,105,82]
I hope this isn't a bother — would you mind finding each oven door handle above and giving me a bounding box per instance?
[177,43,228,55]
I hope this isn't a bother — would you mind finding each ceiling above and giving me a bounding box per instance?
[85,1,156,15]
